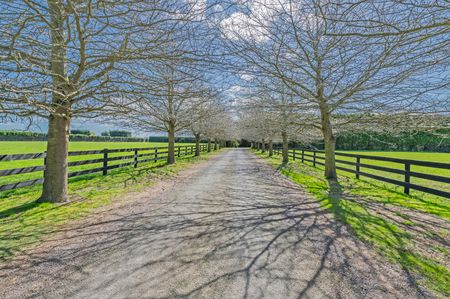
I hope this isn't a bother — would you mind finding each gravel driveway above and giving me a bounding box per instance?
[0,149,427,298]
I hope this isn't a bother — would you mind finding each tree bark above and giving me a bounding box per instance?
[319,104,337,180]
[282,131,289,163]
[268,140,273,157]
[167,122,175,164]
[38,0,69,203]
[207,138,211,152]
[261,138,266,153]
[195,133,201,156]
[39,113,70,202]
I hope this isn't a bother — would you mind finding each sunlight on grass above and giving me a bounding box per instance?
[256,151,450,296]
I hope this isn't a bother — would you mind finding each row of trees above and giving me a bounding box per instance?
[0,0,234,202]
[1,1,448,201]
[223,0,449,180]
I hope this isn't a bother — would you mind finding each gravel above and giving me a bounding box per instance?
[0,148,429,298]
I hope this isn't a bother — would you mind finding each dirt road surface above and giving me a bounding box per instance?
[0,149,428,298]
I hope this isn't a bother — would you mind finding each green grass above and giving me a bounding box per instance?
[303,150,450,201]
[0,149,220,261]
[0,141,198,186]
[256,150,450,296]
[0,141,197,154]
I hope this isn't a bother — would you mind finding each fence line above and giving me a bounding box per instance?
[272,147,450,199]
[0,144,213,192]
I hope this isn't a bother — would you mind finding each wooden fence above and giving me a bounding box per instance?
[273,148,450,199]
[0,144,212,192]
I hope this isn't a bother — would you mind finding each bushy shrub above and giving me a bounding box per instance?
[70,130,94,136]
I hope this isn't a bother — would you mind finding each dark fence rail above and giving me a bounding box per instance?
[0,144,212,192]
[273,148,450,199]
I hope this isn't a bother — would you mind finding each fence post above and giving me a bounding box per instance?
[404,163,411,195]
[301,150,304,163]
[313,151,316,167]
[102,148,108,175]
[356,157,360,179]
[134,149,138,168]
[43,151,47,173]
[178,146,181,157]
[154,148,158,162]
[293,149,296,160]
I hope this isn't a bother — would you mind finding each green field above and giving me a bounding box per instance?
[0,141,198,187]
[257,150,450,296]
[304,150,450,199]
[0,149,220,261]
[0,141,194,154]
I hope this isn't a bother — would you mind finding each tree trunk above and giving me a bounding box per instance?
[320,107,337,180]
[38,113,70,202]
[38,0,69,203]
[195,133,201,156]
[282,131,289,163]
[207,138,211,152]
[261,139,266,153]
[167,122,175,164]
[214,139,218,150]
[269,140,273,157]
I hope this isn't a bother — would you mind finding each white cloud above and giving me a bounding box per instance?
[240,74,254,81]
[220,11,270,42]
[228,85,243,94]
[220,0,309,43]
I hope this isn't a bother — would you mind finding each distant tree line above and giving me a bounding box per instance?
[70,130,95,136]
[148,136,206,143]
[302,130,450,152]
[101,130,132,137]
[0,130,146,142]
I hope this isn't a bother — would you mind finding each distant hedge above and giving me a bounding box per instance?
[0,130,47,141]
[306,130,450,152]
[70,130,94,136]
[101,130,132,137]
[0,130,148,142]
[148,136,206,143]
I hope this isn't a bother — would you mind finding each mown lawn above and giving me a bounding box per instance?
[256,150,450,297]
[0,149,219,261]
[0,141,196,154]
[302,150,450,200]
[0,141,199,186]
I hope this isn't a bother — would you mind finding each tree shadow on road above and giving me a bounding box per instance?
[0,152,431,298]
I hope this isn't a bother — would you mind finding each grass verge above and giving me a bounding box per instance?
[255,151,450,297]
[0,150,221,261]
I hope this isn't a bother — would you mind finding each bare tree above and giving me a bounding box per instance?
[325,1,450,40]
[218,0,449,180]
[115,57,213,164]
[0,1,207,201]
[189,99,226,156]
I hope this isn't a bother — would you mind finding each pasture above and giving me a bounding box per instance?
[0,141,199,187]
[257,150,450,295]
[0,141,195,154]
[316,151,450,199]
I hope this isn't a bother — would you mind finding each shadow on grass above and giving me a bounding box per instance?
[0,149,425,298]
[275,160,450,296]
[0,202,41,219]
